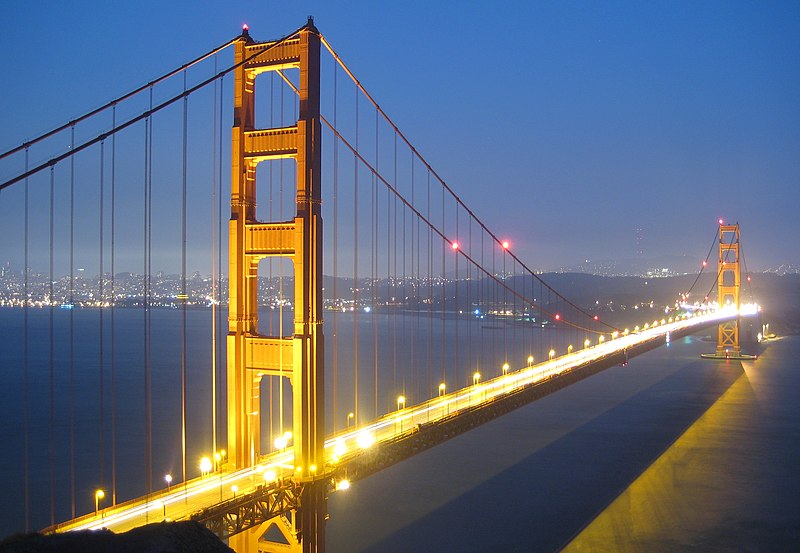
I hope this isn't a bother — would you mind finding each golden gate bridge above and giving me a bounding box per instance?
[0,18,758,552]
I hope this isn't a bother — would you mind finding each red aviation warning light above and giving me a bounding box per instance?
[501,240,510,250]
[242,23,249,31]
[451,241,459,251]
[718,218,724,225]
[555,314,561,320]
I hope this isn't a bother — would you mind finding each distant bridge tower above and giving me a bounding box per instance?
[227,18,326,553]
[716,223,741,356]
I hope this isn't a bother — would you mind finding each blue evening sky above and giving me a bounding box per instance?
[1,1,798,271]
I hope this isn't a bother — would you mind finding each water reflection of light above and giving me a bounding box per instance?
[564,367,759,551]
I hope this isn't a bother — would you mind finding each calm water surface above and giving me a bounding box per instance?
[327,335,800,552]
[1,307,797,551]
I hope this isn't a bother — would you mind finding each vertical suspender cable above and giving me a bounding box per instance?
[181,71,188,489]
[468,217,472,379]
[143,91,152,500]
[69,128,76,518]
[373,108,379,418]
[148,89,154,497]
[454,203,458,387]
[211,55,218,461]
[427,170,432,390]
[353,89,359,423]
[23,148,29,532]
[279,83,285,436]
[409,150,415,401]
[49,165,55,526]
[390,135,396,398]
[110,106,117,505]
[268,73,274,442]
[440,186,445,386]
[99,138,106,496]
[218,76,225,447]
[332,64,339,432]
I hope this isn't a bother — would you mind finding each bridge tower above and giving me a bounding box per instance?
[715,223,741,356]
[227,18,326,553]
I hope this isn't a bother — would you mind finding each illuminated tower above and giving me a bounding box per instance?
[715,223,741,356]
[227,18,326,552]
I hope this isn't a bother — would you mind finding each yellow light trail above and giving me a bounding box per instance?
[58,305,756,535]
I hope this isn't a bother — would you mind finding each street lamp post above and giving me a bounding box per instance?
[527,355,534,368]
[584,338,591,349]
[396,395,406,432]
[568,344,573,354]
[347,412,354,429]
[95,489,105,518]
[473,371,482,401]
[549,349,555,361]
[164,474,172,492]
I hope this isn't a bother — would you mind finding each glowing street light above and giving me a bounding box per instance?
[347,412,354,429]
[336,479,351,491]
[438,382,446,397]
[473,372,481,385]
[527,355,534,367]
[164,473,172,492]
[94,489,105,517]
[568,344,573,354]
[598,335,605,344]
[584,339,591,348]
[502,362,510,375]
[397,395,407,432]
[231,485,238,499]
[548,349,555,360]
[199,457,212,477]
[264,469,277,482]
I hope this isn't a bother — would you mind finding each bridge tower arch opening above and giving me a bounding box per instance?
[227,18,326,553]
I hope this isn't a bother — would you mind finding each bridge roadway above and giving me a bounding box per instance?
[48,306,751,537]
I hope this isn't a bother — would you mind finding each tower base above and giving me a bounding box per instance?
[700,352,758,360]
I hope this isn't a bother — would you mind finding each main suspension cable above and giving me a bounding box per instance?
[319,35,617,333]
[321,116,608,335]
[0,38,236,161]
[1,23,309,192]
